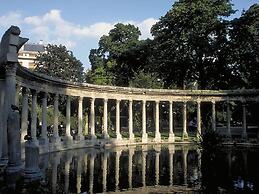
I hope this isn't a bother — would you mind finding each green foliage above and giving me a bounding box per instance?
[35,44,84,82]
[129,70,163,89]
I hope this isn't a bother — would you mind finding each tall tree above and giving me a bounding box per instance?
[229,4,259,88]
[35,44,84,82]
[151,0,235,89]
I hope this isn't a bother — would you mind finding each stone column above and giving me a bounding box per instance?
[15,84,20,106]
[182,101,188,140]
[168,145,175,186]
[115,150,121,191]
[142,100,148,143]
[169,101,175,142]
[40,92,48,144]
[155,100,161,142]
[102,98,109,139]
[53,93,60,143]
[128,147,134,189]
[31,90,38,144]
[21,88,29,143]
[102,152,108,192]
[128,100,134,140]
[89,153,95,194]
[212,101,216,131]
[197,101,201,137]
[90,98,96,140]
[1,64,17,164]
[77,96,84,141]
[116,99,122,140]
[226,101,231,138]
[242,103,247,139]
[0,78,5,161]
[65,96,72,140]
[142,148,147,187]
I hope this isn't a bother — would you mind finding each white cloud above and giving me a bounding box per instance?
[0,11,22,27]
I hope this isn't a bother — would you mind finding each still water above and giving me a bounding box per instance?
[1,144,259,193]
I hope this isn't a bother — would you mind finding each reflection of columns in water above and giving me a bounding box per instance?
[51,153,61,194]
[154,145,161,186]
[102,152,108,192]
[83,153,88,174]
[227,151,232,177]
[89,153,95,194]
[182,147,188,185]
[128,148,134,189]
[197,149,202,180]
[64,155,72,193]
[168,145,175,186]
[115,150,121,191]
[76,155,82,194]
[142,146,148,187]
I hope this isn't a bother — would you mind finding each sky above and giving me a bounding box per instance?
[0,0,258,69]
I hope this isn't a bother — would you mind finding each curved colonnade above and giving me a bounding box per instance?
[1,63,259,155]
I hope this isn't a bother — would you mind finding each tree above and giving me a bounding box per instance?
[89,23,142,86]
[229,4,259,88]
[35,44,84,82]
[151,0,235,89]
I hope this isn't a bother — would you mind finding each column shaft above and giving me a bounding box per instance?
[227,101,231,138]
[116,100,122,140]
[41,92,48,143]
[197,101,201,137]
[182,101,188,139]
[155,101,161,141]
[31,90,38,143]
[90,98,96,139]
[53,94,60,142]
[102,98,109,139]
[66,96,72,140]
[142,100,148,142]
[169,101,175,142]
[242,103,247,139]
[77,96,84,140]
[21,88,29,143]
[212,101,216,131]
[128,100,134,140]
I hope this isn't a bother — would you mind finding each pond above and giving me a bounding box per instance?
[0,144,259,193]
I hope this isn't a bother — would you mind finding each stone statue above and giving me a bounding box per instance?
[6,105,22,173]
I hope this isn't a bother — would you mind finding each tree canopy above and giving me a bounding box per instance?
[35,44,84,82]
[88,1,259,90]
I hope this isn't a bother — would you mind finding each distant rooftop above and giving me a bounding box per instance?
[22,43,45,52]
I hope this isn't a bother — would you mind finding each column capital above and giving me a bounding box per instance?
[30,89,39,95]
[211,100,216,104]
[129,99,133,103]
[79,96,83,102]
[54,93,59,100]
[103,98,108,103]
[155,100,160,104]
[116,99,121,103]
[169,101,174,105]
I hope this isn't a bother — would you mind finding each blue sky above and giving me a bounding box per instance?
[0,0,258,69]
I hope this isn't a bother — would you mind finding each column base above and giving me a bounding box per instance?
[129,133,135,141]
[23,168,42,182]
[142,133,148,143]
[116,133,122,140]
[154,132,161,142]
[182,132,189,140]
[39,137,49,145]
[90,134,97,141]
[6,163,23,173]
[168,133,175,143]
[101,132,110,139]
[75,134,85,141]
[51,136,61,144]
[0,157,8,167]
